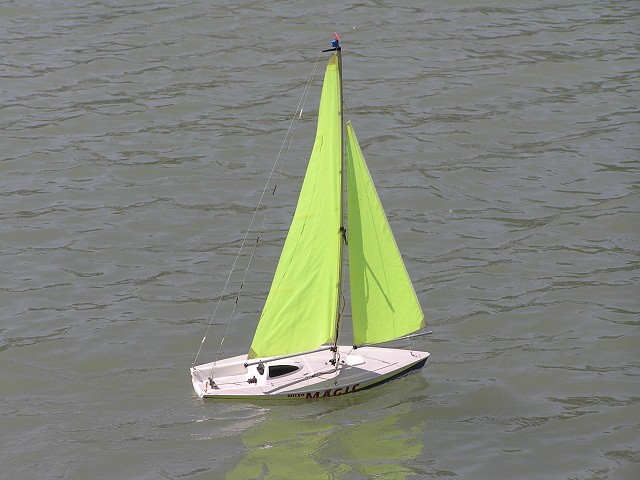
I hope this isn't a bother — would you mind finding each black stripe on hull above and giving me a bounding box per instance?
[356,356,429,394]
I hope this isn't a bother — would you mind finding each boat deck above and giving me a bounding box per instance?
[191,346,429,399]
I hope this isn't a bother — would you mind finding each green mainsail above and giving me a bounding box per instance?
[346,122,425,344]
[249,53,342,359]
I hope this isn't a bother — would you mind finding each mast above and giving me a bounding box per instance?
[325,33,346,358]
[336,39,346,355]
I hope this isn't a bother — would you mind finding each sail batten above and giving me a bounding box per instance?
[248,53,342,359]
[346,122,425,345]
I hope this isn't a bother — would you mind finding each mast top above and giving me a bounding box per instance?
[322,32,341,52]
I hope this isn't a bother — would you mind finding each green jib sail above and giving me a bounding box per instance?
[346,122,425,345]
[249,53,342,359]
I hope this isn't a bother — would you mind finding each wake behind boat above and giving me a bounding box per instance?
[191,34,430,400]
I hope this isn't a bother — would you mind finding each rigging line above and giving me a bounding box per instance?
[205,55,321,374]
[210,55,321,368]
[279,56,321,176]
[210,57,321,370]
[193,54,322,368]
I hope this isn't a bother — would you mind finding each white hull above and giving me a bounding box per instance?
[190,346,429,400]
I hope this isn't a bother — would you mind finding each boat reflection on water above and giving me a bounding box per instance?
[225,375,428,479]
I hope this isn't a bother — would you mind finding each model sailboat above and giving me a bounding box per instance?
[191,34,429,399]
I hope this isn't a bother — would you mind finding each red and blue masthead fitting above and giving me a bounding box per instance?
[323,32,341,52]
[331,32,340,49]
